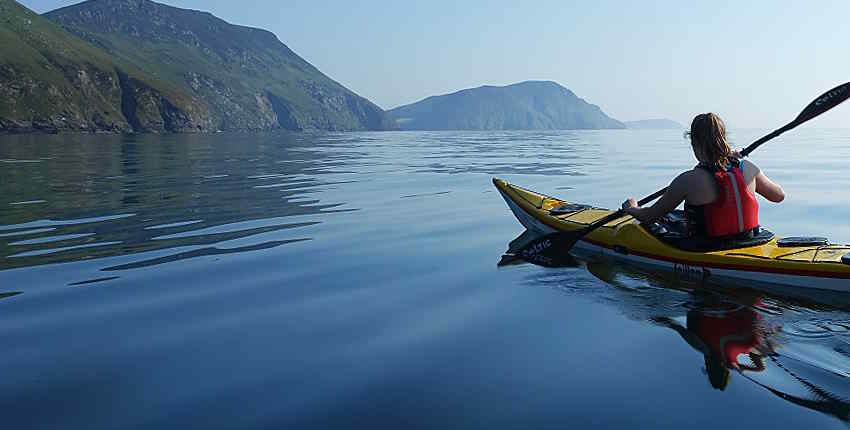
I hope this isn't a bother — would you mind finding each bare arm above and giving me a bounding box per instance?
[622,172,689,224]
[755,171,785,203]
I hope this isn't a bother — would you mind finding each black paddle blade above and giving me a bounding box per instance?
[508,231,582,268]
[795,82,850,125]
[497,252,578,268]
[497,253,528,267]
[743,81,850,157]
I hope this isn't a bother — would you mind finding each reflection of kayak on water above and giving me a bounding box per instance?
[501,227,850,309]
[743,355,850,422]
[500,230,850,423]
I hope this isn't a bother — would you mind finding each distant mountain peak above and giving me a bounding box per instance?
[48,0,284,50]
[511,80,562,87]
[388,81,623,131]
[56,0,198,13]
[473,81,564,90]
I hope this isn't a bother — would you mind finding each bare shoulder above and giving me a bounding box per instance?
[741,158,761,173]
[669,169,698,191]
[740,159,761,182]
[674,167,717,205]
[676,168,707,184]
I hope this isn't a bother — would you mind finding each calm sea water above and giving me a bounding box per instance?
[2,129,850,429]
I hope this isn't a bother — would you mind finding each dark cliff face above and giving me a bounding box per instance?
[44,0,396,132]
[0,0,211,134]
[388,81,625,131]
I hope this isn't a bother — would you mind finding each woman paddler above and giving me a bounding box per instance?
[621,113,785,239]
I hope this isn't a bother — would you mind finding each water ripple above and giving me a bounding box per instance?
[0,133,359,271]
[9,233,96,246]
[7,241,124,258]
[0,214,137,232]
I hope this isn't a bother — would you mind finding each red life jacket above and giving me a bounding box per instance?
[687,160,759,238]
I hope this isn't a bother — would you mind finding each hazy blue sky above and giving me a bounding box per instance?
[21,0,850,128]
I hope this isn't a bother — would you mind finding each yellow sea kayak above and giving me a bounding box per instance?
[493,178,850,292]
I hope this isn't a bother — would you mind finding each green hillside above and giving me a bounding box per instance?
[388,81,625,131]
[45,0,395,131]
[0,0,210,133]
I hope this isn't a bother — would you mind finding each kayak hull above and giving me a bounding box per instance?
[493,178,850,293]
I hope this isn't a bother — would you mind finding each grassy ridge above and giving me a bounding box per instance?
[0,0,209,133]
[1,0,394,133]
[0,0,118,122]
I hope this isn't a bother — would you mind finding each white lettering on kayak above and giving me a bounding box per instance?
[521,239,552,256]
[673,262,710,282]
[520,239,555,265]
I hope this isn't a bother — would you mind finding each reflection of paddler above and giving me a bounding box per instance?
[688,301,763,370]
[654,296,773,391]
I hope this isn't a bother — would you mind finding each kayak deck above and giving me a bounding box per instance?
[493,178,850,291]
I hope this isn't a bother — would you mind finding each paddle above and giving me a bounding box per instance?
[498,230,580,268]
[513,82,850,267]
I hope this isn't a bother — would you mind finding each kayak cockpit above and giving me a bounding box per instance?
[645,210,775,252]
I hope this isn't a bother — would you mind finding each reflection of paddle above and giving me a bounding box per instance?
[740,355,850,421]
[514,82,850,267]
[0,291,22,300]
[497,230,579,268]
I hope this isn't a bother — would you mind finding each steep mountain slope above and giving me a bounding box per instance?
[45,0,395,131]
[0,0,210,133]
[388,81,624,130]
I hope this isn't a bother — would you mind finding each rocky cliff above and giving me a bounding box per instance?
[0,0,211,133]
[0,0,394,134]
[44,0,395,132]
